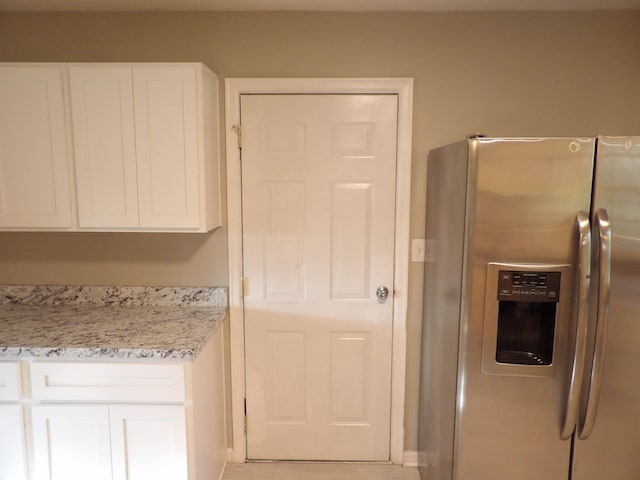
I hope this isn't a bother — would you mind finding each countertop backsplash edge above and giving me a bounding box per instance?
[0,284,228,307]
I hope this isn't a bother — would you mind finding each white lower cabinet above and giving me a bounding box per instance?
[110,405,188,480]
[31,404,188,480]
[31,405,113,480]
[0,404,28,480]
[0,362,27,480]
[23,322,227,480]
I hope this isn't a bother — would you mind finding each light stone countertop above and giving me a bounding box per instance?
[0,285,227,361]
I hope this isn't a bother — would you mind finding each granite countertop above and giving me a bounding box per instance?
[0,285,228,361]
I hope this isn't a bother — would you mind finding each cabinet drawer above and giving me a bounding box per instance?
[30,363,185,403]
[0,362,21,401]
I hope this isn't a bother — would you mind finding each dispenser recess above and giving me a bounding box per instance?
[482,263,571,377]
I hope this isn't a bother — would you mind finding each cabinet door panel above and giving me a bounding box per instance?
[133,66,200,229]
[0,361,20,400]
[0,405,27,480]
[0,65,72,228]
[110,405,188,480]
[69,65,139,228]
[31,405,112,480]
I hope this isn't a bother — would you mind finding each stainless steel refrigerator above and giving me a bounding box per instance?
[418,136,640,480]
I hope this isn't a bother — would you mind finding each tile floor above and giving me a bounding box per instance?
[222,462,421,480]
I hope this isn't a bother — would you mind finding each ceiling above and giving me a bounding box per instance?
[1,0,639,12]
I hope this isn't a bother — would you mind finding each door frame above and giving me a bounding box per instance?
[225,78,413,464]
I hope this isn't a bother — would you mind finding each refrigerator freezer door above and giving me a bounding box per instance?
[572,137,640,479]
[454,138,595,480]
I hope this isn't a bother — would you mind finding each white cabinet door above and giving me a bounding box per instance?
[132,65,200,230]
[110,405,188,480]
[0,405,27,480]
[31,405,113,480]
[0,64,72,228]
[66,63,219,232]
[69,65,139,228]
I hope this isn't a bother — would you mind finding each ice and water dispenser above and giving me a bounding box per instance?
[482,263,569,377]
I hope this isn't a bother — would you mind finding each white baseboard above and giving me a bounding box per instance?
[227,447,241,463]
[226,446,419,467]
[403,450,419,467]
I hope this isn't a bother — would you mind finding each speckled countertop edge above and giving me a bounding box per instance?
[0,285,228,307]
[0,286,228,361]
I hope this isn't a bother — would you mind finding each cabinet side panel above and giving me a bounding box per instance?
[418,140,469,480]
[201,65,221,231]
[190,322,227,480]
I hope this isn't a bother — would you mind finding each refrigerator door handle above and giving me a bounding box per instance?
[560,211,591,440]
[578,208,612,440]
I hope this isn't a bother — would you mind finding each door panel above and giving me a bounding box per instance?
[69,65,139,228]
[0,65,72,228]
[242,94,397,461]
[133,66,199,228]
[110,405,188,480]
[31,405,112,480]
[0,405,27,480]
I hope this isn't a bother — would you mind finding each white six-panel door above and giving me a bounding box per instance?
[241,94,398,460]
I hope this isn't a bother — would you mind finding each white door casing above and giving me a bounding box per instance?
[242,94,396,460]
[225,78,413,464]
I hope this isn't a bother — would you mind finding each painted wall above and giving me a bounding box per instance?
[1,10,639,455]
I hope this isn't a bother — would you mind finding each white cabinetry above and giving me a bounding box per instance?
[31,405,114,480]
[31,405,187,480]
[0,62,220,232]
[110,405,188,480]
[0,64,73,229]
[69,63,221,232]
[68,66,138,228]
[26,323,227,480]
[0,362,28,480]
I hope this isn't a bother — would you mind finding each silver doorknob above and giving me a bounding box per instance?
[376,286,389,300]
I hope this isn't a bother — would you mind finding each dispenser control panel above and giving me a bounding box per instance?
[497,270,561,303]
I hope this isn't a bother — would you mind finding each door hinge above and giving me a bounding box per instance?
[244,398,248,433]
[240,276,248,298]
[233,124,243,149]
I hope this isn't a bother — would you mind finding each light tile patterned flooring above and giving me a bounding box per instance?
[223,462,421,480]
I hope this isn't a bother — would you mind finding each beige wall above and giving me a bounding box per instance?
[1,10,639,454]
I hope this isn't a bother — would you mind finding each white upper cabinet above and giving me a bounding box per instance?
[69,63,221,232]
[0,64,73,229]
[69,66,139,228]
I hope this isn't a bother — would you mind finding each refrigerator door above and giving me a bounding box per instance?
[572,136,640,479]
[454,138,595,480]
